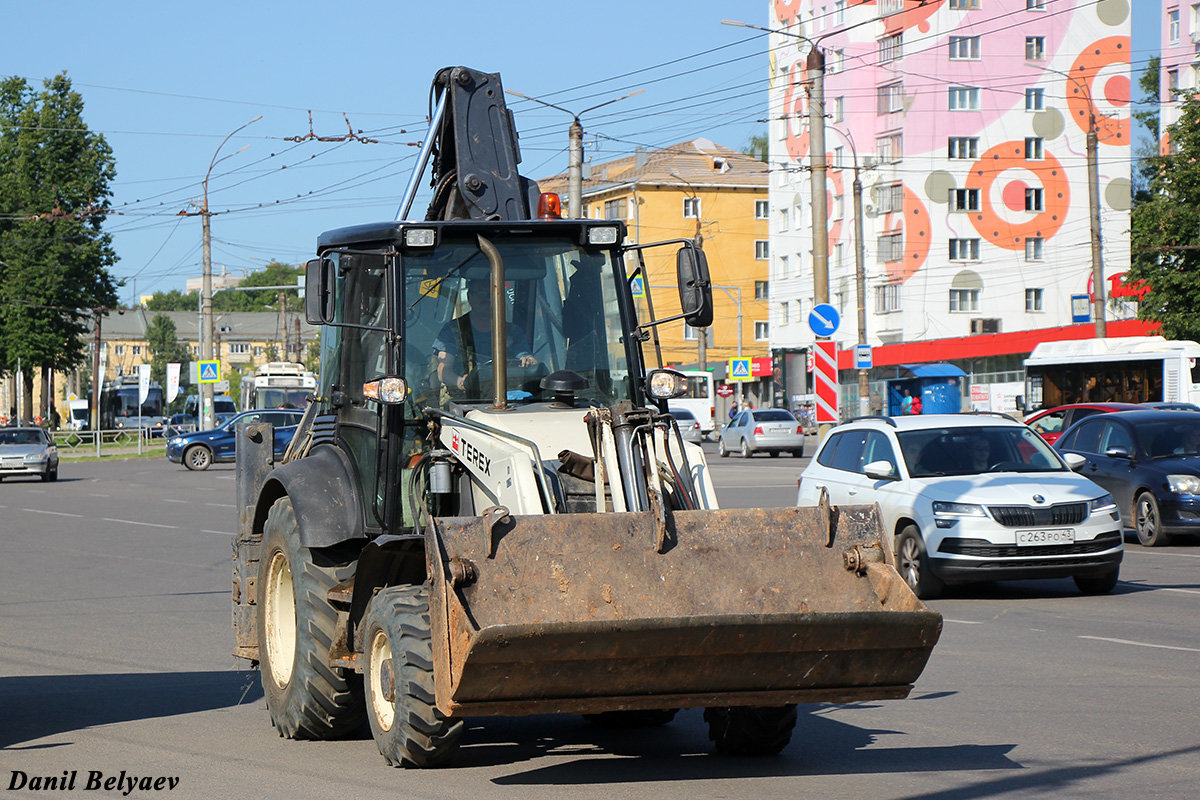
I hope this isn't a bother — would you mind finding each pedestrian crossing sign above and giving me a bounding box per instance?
[198,360,221,384]
[629,276,645,298]
[728,357,752,382]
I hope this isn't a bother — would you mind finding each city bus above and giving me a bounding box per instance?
[241,361,317,411]
[1023,336,1200,412]
[99,375,166,432]
[669,369,716,435]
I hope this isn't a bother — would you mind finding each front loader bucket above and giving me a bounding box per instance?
[424,505,942,717]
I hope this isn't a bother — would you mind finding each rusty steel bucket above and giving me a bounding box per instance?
[424,504,942,717]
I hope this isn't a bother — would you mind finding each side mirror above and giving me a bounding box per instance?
[863,460,897,480]
[676,244,713,328]
[1062,452,1086,470]
[1104,446,1131,460]
[305,258,335,325]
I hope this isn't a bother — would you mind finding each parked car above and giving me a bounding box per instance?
[0,427,59,482]
[718,408,805,458]
[666,408,703,444]
[1141,402,1200,412]
[1024,402,1142,445]
[165,409,304,471]
[1054,409,1200,547]
[796,414,1122,598]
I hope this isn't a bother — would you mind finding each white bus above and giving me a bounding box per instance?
[669,369,716,435]
[1023,336,1200,412]
[241,361,317,411]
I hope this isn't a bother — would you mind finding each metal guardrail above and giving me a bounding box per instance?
[51,425,195,458]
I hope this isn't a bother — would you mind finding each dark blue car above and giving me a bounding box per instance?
[1055,409,1200,546]
[165,409,304,471]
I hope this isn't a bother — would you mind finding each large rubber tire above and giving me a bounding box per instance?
[718,438,729,458]
[258,497,365,740]
[895,524,944,600]
[583,709,679,728]
[41,465,58,482]
[1134,491,1170,547]
[704,705,797,756]
[363,584,463,768]
[183,444,212,471]
[1074,567,1120,595]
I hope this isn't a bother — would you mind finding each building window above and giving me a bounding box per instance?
[1027,0,1045,8]
[780,301,790,324]
[833,146,845,169]
[1026,288,1044,311]
[755,280,769,300]
[1170,9,1180,43]
[1026,87,1045,111]
[948,36,980,60]
[877,133,902,163]
[754,321,769,341]
[1025,187,1044,211]
[949,238,981,261]
[832,96,844,122]
[777,208,790,232]
[949,288,980,312]
[834,0,846,24]
[877,82,904,114]
[833,242,844,268]
[948,137,979,159]
[948,86,980,110]
[950,188,981,212]
[254,346,264,356]
[114,345,125,356]
[827,48,845,73]
[1025,36,1045,61]
[1025,137,1044,160]
[755,199,769,219]
[755,240,770,260]
[778,254,789,277]
[603,198,627,219]
[833,193,845,219]
[875,182,904,214]
[879,33,902,62]
[877,233,904,263]
[683,197,701,218]
[949,0,980,8]
[875,283,902,313]
[1168,70,1179,97]
[132,345,142,357]
[1025,237,1045,261]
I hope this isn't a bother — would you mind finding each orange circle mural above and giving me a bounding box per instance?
[880,187,930,284]
[965,142,1069,250]
[1066,36,1131,146]
[783,61,809,162]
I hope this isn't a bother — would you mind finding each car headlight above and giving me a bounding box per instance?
[169,437,184,446]
[1167,475,1200,495]
[24,451,47,462]
[1089,492,1116,512]
[932,501,985,516]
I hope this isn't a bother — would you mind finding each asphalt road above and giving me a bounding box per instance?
[1,448,1198,799]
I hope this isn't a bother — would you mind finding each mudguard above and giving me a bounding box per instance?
[261,444,367,549]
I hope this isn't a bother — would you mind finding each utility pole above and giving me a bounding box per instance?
[852,158,869,416]
[505,89,644,218]
[807,47,830,310]
[1086,116,1107,338]
[278,289,288,361]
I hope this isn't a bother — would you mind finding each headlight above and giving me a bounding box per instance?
[587,225,620,245]
[362,377,408,404]
[1167,474,1200,495]
[932,501,985,516]
[169,437,183,446]
[645,368,688,400]
[1089,493,1116,512]
[24,451,47,462]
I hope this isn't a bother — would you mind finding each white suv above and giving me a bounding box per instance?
[797,414,1123,598]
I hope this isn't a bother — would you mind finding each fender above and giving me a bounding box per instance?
[257,444,367,549]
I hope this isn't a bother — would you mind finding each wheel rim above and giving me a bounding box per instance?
[1136,496,1157,541]
[741,441,750,457]
[898,537,920,590]
[187,447,208,469]
[719,440,726,455]
[368,629,395,732]
[263,551,296,687]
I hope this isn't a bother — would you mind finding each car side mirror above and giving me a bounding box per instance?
[305,257,335,325]
[1104,446,1131,460]
[1062,452,1086,470]
[863,460,897,480]
[676,244,713,328]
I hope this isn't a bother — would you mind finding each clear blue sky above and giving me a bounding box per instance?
[3,1,771,303]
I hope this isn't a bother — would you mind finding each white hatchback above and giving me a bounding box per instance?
[796,414,1123,598]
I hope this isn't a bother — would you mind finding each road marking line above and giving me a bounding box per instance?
[205,503,235,508]
[88,494,110,498]
[1079,635,1200,653]
[203,530,235,536]
[162,499,189,504]
[24,508,83,518]
[1161,587,1200,596]
[943,619,983,624]
[102,518,177,529]
[1122,550,1200,559]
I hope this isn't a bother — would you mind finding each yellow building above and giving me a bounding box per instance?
[540,138,770,393]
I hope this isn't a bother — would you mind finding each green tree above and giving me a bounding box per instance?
[0,73,119,420]
[741,132,768,163]
[1128,93,1200,340]
[1133,55,1161,202]
[146,289,198,312]
[145,312,191,391]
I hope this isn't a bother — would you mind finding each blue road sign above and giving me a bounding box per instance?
[855,344,872,370]
[1071,294,1091,324]
[728,357,752,382]
[629,276,645,298]
[198,360,221,383]
[809,303,840,337]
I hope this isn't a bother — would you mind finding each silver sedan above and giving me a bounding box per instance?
[0,427,59,482]
[718,409,805,458]
[667,409,703,443]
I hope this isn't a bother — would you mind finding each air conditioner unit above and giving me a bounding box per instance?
[1191,30,1200,43]
[970,318,1001,335]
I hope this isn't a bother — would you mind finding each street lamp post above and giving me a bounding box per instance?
[826,126,871,417]
[504,89,644,218]
[180,115,261,430]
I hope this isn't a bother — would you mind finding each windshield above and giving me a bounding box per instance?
[0,430,45,446]
[402,236,632,407]
[111,388,163,418]
[1139,418,1200,458]
[257,388,310,409]
[898,425,1064,477]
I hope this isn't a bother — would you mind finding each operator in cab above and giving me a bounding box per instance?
[433,279,538,396]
